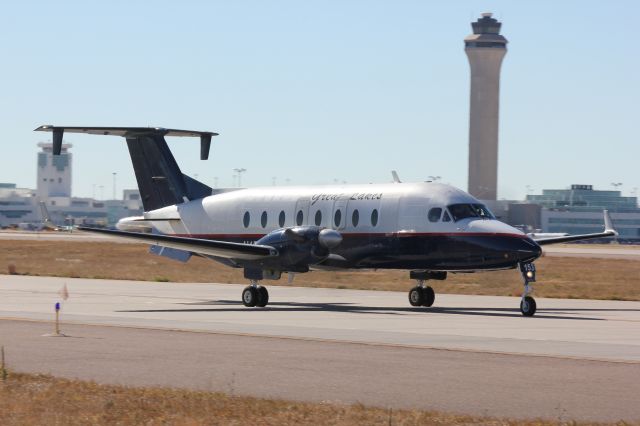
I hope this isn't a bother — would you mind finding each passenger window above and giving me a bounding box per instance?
[352,209,359,227]
[243,211,250,228]
[261,211,268,228]
[279,211,286,227]
[443,211,451,222]
[315,210,322,226]
[334,209,342,227]
[428,207,442,222]
[296,210,303,226]
[371,209,379,227]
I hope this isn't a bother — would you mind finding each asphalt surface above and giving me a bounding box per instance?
[2,319,639,422]
[1,275,639,421]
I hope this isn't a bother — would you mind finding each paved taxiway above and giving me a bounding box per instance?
[1,275,639,421]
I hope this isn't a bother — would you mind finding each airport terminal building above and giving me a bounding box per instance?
[526,185,640,242]
[0,143,142,229]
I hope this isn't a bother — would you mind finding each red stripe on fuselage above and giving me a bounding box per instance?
[166,232,530,240]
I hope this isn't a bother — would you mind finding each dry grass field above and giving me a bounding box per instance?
[1,240,639,301]
[0,370,628,425]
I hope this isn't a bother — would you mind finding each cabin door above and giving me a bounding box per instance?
[397,197,429,232]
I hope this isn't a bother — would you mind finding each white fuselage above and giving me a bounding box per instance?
[145,182,522,240]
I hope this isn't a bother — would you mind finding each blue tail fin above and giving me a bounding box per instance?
[34,126,217,211]
[126,134,212,211]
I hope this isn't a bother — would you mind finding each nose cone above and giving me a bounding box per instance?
[466,219,542,264]
[518,237,542,263]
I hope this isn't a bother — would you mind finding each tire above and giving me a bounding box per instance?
[242,286,258,307]
[408,287,424,306]
[520,296,536,317]
[423,286,435,307]
[256,286,269,307]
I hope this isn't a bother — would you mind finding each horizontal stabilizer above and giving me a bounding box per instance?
[34,125,218,159]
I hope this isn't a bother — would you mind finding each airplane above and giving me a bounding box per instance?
[34,125,618,316]
[38,201,74,232]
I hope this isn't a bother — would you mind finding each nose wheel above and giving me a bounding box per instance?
[519,263,537,317]
[242,282,269,307]
[520,296,536,317]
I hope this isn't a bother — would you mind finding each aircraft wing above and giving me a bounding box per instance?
[77,226,277,260]
[531,210,618,246]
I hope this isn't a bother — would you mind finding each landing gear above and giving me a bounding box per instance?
[520,296,536,317]
[423,286,435,307]
[408,286,425,306]
[409,283,436,307]
[519,263,537,317]
[257,286,269,307]
[242,281,270,308]
[408,271,442,308]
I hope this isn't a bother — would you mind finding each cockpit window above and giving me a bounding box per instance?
[447,203,495,221]
[427,207,442,222]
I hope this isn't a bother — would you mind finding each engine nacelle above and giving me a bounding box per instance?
[255,226,342,271]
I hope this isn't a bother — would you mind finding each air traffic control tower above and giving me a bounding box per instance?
[465,13,507,201]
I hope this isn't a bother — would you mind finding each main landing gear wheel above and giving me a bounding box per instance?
[520,296,536,317]
[408,287,424,306]
[242,284,269,308]
[242,286,258,307]
[256,286,269,307]
[423,286,435,307]
[408,286,435,307]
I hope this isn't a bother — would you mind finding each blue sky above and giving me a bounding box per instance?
[1,1,638,200]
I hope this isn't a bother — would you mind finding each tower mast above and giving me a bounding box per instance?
[465,12,508,200]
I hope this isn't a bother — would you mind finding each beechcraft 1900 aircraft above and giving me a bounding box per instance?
[35,125,618,316]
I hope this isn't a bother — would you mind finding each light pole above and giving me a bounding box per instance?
[233,168,246,187]
[99,185,104,200]
[112,172,117,200]
[611,182,623,192]
[428,175,441,182]
[525,185,534,199]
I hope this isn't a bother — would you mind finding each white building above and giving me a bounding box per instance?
[37,142,72,199]
[0,143,143,228]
